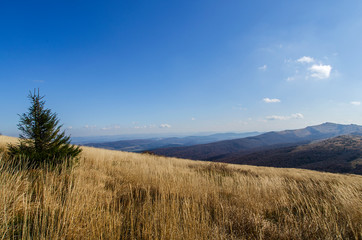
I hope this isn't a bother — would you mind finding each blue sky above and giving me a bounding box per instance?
[1,0,362,137]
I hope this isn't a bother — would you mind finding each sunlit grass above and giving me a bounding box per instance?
[1,137,361,239]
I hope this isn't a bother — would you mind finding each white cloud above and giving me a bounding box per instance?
[84,125,97,129]
[291,113,304,119]
[101,125,121,131]
[266,115,288,120]
[350,101,361,106]
[134,126,146,129]
[191,117,196,121]
[258,65,267,71]
[66,126,73,130]
[159,124,171,128]
[308,64,332,79]
[287,56,334,82]
[263,98,281,103]
[297,56,314,63]
[266,113,304,121]
[134,124,156,129]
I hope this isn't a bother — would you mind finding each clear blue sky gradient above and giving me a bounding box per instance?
[1,1,362,137]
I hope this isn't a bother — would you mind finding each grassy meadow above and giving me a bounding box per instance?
[0,135,361,239]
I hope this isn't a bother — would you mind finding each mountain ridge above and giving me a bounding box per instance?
[222,134,362,174]
[150,123,362,172]
[83,131,261,152]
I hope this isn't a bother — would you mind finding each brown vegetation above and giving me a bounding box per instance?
[1,136,361,239]
[225,135,362,174]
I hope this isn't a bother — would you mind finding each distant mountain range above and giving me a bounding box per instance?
[83,132,261,152]
[222,135,362,174]
[150,123,362,174]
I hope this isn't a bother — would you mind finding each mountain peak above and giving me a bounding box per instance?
[319,122,359,127]
[321,122,337,125]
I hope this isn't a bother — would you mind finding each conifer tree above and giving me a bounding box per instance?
[8,89,82,168]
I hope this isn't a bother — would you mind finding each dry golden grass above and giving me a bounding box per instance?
[1,137,361,239]
[0,135,17,153]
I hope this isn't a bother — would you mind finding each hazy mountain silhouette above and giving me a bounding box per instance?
[150,123,362,164]
[84,132,260,152]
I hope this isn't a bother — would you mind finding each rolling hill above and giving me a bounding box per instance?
[151,122,362,160]
[83,132,260,152]
[220,134,362,174]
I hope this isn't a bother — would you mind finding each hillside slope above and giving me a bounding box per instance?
[221,135,362,174]
[1,136,361,239]
[151,123,362,161]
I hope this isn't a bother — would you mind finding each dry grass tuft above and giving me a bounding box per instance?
[1,137,361,239]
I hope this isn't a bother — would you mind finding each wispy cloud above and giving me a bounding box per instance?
[291,113,304,119]
[191,117,196,121]
[159,124,171,128]
[308,64,332,79]
[258,65,267,71]
[297,56,314,64]
[266,113,304,120]
[233,104,247,110]
[350,101,361,106]
[133,124,156,129]
[101,125,121,131]
[263,98,281,103]
[84,125,97,129]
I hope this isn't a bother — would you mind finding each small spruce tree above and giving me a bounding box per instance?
[8,89,82,168]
